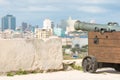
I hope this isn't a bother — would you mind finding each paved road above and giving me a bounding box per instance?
[0,68,120,80]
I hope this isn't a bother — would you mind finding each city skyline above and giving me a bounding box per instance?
[0,0,120,27]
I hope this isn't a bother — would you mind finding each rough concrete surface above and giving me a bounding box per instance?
[0,38,63,73]
[0,68,120,80]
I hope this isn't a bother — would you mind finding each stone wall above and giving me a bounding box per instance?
[0,37,63,72]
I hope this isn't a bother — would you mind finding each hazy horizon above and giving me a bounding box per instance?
[0,0,120,27]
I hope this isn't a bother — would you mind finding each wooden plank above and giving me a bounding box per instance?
[89,47,120,54]
[88,31,120,63]
[89,31,120,39]
[89,32,106,39]
[89,39,120,47]
[88,47,120,63]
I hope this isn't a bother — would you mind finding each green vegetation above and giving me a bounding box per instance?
[7,71,27,76]
[7,72,14,76]
[62,45,72,49]
[63,54,74,60]
[6,68,45,76]
[80,45,88,52]
[63,53,87,60]
[62,45,72,54]
[63,61,83,71]
[71,44,81,53]
[71,65,83,71]
[63,44,88,60]
[7,69,28,76]
[16,69,27,75]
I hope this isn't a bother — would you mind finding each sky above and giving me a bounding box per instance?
[0,0,120,27]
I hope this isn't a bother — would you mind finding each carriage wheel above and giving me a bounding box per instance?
[114,64,120,72]
[82,56,98,73]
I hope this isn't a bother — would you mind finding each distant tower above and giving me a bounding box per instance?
[21,22,28,32]
[66,16,77,32]
[43,18,53,29]
[1,15,16,31]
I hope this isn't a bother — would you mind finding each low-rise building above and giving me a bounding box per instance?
[72,37,88,48]
[53,27,65,37]
[1,29,14,39]
[35,28,53,39]
[62,38,72,46]
[0,29,34,39]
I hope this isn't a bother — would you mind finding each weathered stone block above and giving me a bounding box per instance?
[0,37,63,73]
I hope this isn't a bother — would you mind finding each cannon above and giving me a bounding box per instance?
[74,20,120,73]
[74,20,120,32]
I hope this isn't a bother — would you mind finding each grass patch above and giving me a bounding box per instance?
[6,69,45,76]
[72,65,83,71]
[16,69,27,75]
[70,64,83,71]
[7,72,14,76]
[63,54,74,60]
[63,52,87,60]
[7,69,28,76]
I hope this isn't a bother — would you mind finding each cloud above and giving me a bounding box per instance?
[0,0,63,12]
[0,0,9,5]
[28,6,61,12]
[1,0,117,12]
[73,0,118,4]
[77,6,107,13]
[81,0,112,4]
[0,0,119,15]
[18,6,61,12]
[28,0,62,4]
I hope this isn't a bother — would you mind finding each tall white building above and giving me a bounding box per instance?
[66,16,77,33]
[42,18,53,36]
[43,18,52,29]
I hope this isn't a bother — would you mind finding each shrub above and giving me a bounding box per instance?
[7,72,14,76]
[16,69,27,75]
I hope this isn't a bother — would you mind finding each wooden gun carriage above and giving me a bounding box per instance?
[74,21,120,72]
[82,31,120,73]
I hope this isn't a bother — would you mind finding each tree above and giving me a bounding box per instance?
[80,45,88,52]
[71,44,81,53]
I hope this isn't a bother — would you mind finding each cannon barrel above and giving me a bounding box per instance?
[74,20,120,32]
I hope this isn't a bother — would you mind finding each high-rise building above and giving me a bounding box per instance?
[59,20,67,31]
[53,17,77,37]
[1,15,16,31]
[66,16,77,33]
[43,18,53,29]
[42,18,54,36]
[53,27,65,37]
[21,22,27,32]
